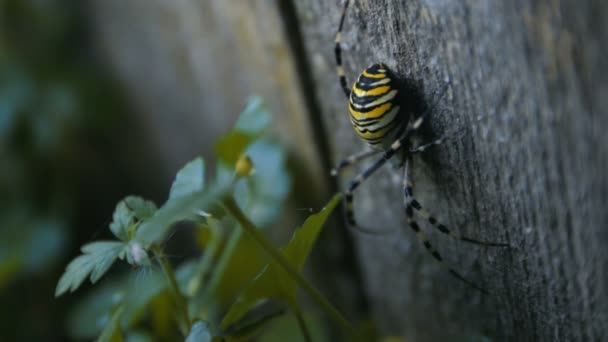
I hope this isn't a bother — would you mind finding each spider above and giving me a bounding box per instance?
[331,0,508,293]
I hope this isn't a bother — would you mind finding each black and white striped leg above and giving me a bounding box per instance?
[342,117,424,234]
[409,136,449,155]
[403,174,509,247]
[331,149,381,176]
[335,0,351,98]
[409,125,469,155]
[402,161,489,294]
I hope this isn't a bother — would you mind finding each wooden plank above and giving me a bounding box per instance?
[293,0,608,340]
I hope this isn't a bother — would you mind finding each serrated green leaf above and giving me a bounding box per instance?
[185,321,213,342]
[97,306,124,342]
[124,196,157,221]
[55,241,124,297]
[109,196,157,241]
[169,157,205,200]
[109,201,132,241]
[134,183,226,247]
[221,194,341,329]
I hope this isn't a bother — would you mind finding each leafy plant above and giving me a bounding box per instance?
[55,97,355,341]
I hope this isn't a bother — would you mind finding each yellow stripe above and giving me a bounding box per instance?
[350,90,398,109]
[352,85,391,97]
[362,70,386,78]
[355,122,394,140]
[349,102,392,120]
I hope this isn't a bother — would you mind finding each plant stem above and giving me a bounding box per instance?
[222,196,357,339]
[206,224,242,297]
[293,305,312,342]
[154,248,192,336]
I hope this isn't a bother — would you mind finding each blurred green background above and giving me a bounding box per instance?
[0,1,183,339]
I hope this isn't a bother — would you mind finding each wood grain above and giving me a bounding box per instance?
[293,0,608,340]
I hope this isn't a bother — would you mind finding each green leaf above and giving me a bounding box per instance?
[234,96,271,134]
[185,321,213,342]
[55,241,125,297]
[221,195,341,329]
[109,196,157,241]
[66,267,184,340]
[132,156,229,247]
[134,183,226,247]
[97,306,124,342]
[236,139,290,227]
[223,309,285,342]
[124,196,157,221]
[215,132,256,164]
[169,157,205,200]
[215,97,271,164]
[256,311,329,342]
[109,201,132,241]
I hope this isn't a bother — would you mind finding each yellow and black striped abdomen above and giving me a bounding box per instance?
[348,63,404,150]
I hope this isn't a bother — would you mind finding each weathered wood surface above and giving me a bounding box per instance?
[294,0,607,340]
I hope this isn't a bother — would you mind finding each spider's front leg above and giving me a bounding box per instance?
[340,117,424,234]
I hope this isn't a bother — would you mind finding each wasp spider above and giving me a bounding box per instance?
[331,0,508,293]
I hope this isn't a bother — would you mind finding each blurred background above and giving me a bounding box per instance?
[0,0,346,340]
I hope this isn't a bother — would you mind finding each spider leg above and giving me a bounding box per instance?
[342,117,424,234]
[331,149,381,176]
[403,169,509,247]
[335,0,351,98]
[409,122,469,155]
[409,136,450,155]
[402,160,489,294]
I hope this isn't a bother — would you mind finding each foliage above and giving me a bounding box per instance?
[55,98,353,341]
[0,1,135,340]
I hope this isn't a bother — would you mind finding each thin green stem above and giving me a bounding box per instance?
[222,196,356,339]
[206,225,242,297]
[293,305,312,342]
[191,225,222,296]
[154,248,192,336]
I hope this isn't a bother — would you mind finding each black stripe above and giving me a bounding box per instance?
[350,90,393,106]
[353,76,393,89]
[409,221,420,232]
[437,224,449,233]
[334,43,342,64]
[411,200,422,210]
[353,112,401,134]
[349,99,394,114]
[358,117,406,144]
[353,117,381,127]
